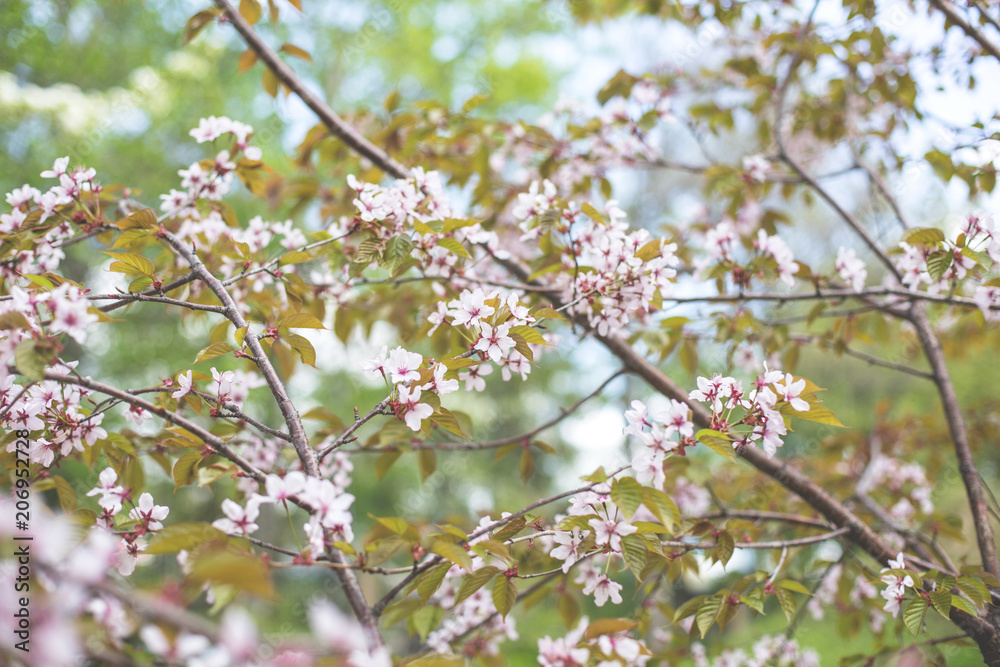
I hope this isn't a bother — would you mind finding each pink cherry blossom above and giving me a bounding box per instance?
[475,323,515,362]
[397,384,433,431]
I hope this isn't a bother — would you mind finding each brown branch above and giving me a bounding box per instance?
[910,306,998,577]
[772,42,902,283]
[213,0,409,180]
[698,510,834,530]
[318,397,392,460]
[787,333,934,380]
[662,286,995,310]
[929,0,1000,62]
[849,144,911,231]
[221,402,291,442]
[97,273,199,314]
[661,526,851,552]
[156,230,383,651]
[90,292,227,314]
[44,370,265,481]
[347,370,624,454]
[372,466,630,617]
[159,231,315,471]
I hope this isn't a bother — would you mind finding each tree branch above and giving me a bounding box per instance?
[213,0,409,180]
[928,0,1000,62]
[43,370,266,481]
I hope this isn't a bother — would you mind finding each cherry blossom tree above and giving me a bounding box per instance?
[3,1,1000,666]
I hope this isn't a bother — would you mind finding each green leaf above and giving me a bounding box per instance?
[714,531,735,568]
[418,448,437,481]
[741,588,765,613]
[439,358,480,371]
[492,516,528,543]
[283,332,316,367]
[103,251,156,277]
[696,428,736,460]
[189,548,273,598]
[620,534,648,578]
[32,476,77,512]
[583,618,638,640]
[520,448,535,481]
[430,408,468,440]
[510,324,549,345]
[610,477,644,520]
[111,229,150,249]
[442,218,480,233]
[558,592,580,628]
[470,539,513,566]
[510,333,534,364]
[492,575,517,619]
[372,516,419,541]
[951,595,980,618]
[774,587,796,622]
[279,42,312,61]
[194,342,234,363]
[597,68,640,105]
[696,594,723,638]
[239,0,262,24]
[635,239,664,262]
[430,539,471,571]
[462,94,489,113]
[278,250,311,266]
[455,566,499,606]
[904,597,928,635]
[929,589,952,618]
[381,597,420,628]
[14,339,48,381]
[436,237,471,258]
[957,577,989,606]
[581,202,605,225]
[382,235,414,273]
[787,402,845,427]
[146,522,229,555]
[0,312,32,332]
[926,250,952,282]
[900,227,945,247]
[115,207,158,229]
[278,313,326,329]
[777,579,812,595]
[641,487,680,531]
[417,562,452,605]
[532,307,566,320]
[172,451,202,491]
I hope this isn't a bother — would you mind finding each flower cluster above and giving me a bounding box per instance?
[1,362,108,468]
[835,246,868,291]
[623,398,695,489]
[212,471,356,549]
[690,634,820,667]
[84,467,169,575]
[493,79,671,194]
[513,185,680,337]
[362,345,460,430]
[542,482,642,609]
[537,617,651,667]
[683,366,811,458]
[857,454,934,528]
[878,553,915,617]
[425,514,522,656]
[696,220,800,290]
[892,211,1000,301]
